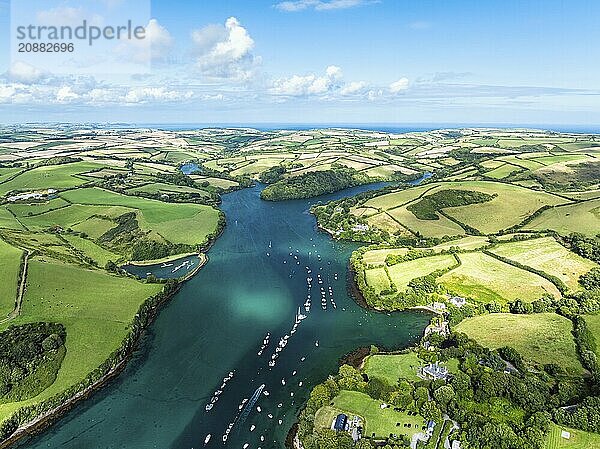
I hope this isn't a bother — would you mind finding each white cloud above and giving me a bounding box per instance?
[340,81,367,95]
[56,86,79,103]
[124,87,194,104]
[275,0,377,12]
[116,19,174,63]
[389,77,410,93]
[7,61,45,83]
[191,17,258,80]
[271,66,343,96]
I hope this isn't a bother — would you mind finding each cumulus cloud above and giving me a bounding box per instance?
[340,81,368,95]
[191,17,259,80]
[271,65,344,96]
[389,77,410,93]
[275,0,378,12]
[115,18,174,63]
[6,61,45,83]
[124,87,193,104]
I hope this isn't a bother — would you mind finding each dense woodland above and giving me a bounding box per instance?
[261,167,372,201]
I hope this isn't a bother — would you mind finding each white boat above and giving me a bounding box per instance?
[257,406,261,412]
[222,435,227,443]
[296,307,307,321]
[315,340,319,347]
[205,404,213,411]
[250,425,256,432]
[243,443,249,449]
[204,434,211,445]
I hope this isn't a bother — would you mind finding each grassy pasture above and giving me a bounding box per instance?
[431,236,490,252]
[365,267,391,293]
[60,188,220,245]
[545,424,600,449]
[0,260,161,421]
[388,206,465,238]
[363,352,423,383]
[439,181,568,234]
[366,212,408,234]
[0,207,24,230]
[63,235,120,266]
[456,313,583,375]
[0,238,23,318]
[0,162,101,196]
[7,198,70,217]
[524,199,600,236]
[386,254,457,291]
[329,390,426,439]
[128,182,210,196]
[362,248,409,267]
[483,164,523,180]
[490,237,597,290]
[20,204,133,231]
[439,252,561,303]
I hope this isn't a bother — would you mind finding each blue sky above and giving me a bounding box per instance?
[0,0,599,125]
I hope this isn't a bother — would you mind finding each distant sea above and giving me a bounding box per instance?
[125,123,600,134]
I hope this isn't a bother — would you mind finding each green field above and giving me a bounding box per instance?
[363,181,568,235]
[439,252,561,303]
[60,188,220,245]
[386,254,457,291]
[0,207,23,230]
[365,267,391,293]
[483,164,523,180]
[0,259,161,421]
[363,352,423,383]
[490,237,597,291]
[545,424,600,449]
[525,199,600,236]
[388,206,466,238]
[0,238,23,318]
[0,162,101,196]
[7,198,70,217]
[63,235,120,266]
[328,390,426,439]
[456,313,583,375]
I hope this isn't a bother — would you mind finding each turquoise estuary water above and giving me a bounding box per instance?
[21,183,431,449]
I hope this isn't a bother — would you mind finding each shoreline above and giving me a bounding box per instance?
[0,231,222,449]
[124,252,199,267]
[0,281,182,449]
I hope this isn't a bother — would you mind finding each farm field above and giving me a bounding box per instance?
[359,181,569,236]
[0,238,23,319]
[456,313,583,375]
[386,254,457,291]
[0,161,102,196]
[387,205,466,238]
[524,199,600,236]
[545,424,600,449]
[60,188,220,245]
[363,352,423,383]
[62,235,120,266]
[489,237,597,291]
[0,259,161,420]
[439,251,561,303]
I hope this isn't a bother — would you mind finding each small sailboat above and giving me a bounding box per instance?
[204,434,211,445]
